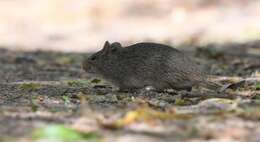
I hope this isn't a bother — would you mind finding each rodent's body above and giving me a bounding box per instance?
[82,41,220,91]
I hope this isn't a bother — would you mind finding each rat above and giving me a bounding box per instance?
[82,41,221,92]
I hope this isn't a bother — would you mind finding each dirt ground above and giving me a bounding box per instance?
[0,1,260,142]
[0,41,259,142]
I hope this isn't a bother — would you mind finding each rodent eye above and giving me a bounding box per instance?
[89,56,96,61]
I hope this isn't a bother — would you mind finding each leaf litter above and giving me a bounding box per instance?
[0,42,260,142]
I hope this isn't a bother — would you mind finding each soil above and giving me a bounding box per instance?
[0,42,260,142]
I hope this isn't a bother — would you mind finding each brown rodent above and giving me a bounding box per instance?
[82,41,221,91]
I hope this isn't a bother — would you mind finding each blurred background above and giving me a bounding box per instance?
[1,0,260,52]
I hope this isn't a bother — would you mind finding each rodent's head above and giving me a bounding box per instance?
[82,41,122,75]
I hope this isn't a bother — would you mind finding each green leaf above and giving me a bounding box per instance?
[56,57,73,65]
[30,99,38,112]
[18,83,41,91]
[91,79,101,84]
[255,83,260,90]
[33,125,101,142]
[67,80,89,87]
[62,95,70,105]
[175,98,188,105]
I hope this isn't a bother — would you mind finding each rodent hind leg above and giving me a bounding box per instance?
[169,82,193,91]
[174,86,192,92]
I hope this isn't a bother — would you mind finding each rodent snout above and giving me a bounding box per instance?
[81,60,96,74]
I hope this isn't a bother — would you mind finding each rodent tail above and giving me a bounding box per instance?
[199,81,223,91]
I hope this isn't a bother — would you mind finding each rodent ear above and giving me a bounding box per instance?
[110,42,122,52]
[102,41,111,53]
[111,42,122,48]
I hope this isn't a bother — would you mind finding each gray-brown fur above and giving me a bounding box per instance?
[82,41,221,91]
